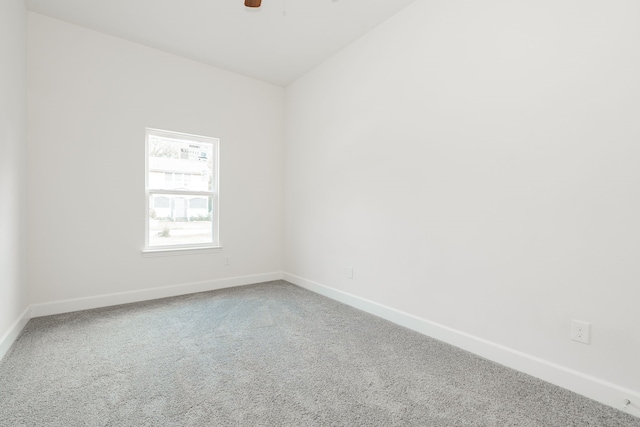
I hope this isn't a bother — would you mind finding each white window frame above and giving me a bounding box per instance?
[143,128,220,254]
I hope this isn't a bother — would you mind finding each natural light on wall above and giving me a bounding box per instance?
[144,128,220,252]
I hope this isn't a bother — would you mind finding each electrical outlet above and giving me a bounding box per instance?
[571,320,591,344]
[346,266,353,279]
[224,257,230,266]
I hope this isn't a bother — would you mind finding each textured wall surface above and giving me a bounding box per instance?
[0,0,28,343]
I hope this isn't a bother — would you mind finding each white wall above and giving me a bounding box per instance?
[27,13,284,305]
[0,0,28,345]
[285,0,640,397]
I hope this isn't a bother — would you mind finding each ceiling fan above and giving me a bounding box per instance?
[245,0,336,9]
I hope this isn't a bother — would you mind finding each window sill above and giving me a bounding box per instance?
[142,246,223,257]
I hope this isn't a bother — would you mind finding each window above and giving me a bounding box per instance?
[145,128,219,251]
[175,173,184,188]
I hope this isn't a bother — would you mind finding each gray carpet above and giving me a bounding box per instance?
[0,281,638,426]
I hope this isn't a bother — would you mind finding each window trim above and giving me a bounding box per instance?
[143,128,220,253]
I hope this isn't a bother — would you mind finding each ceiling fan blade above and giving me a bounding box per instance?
[245,0,262,7]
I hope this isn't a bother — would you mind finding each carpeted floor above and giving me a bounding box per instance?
[0,280,638,426]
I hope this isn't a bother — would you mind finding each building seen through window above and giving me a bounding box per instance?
[145,129,219,250]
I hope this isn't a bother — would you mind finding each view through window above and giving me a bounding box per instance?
[145,128,219,250]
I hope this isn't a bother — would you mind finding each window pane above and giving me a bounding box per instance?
[148,136,214,191]
[146,128,219,250]
[148,195,213,247]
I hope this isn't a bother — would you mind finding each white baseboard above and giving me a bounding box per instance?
[30,272,283,318]
[0,307,32,362]
[283,272,640,419]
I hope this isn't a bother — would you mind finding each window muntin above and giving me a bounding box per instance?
[145,128,219,251]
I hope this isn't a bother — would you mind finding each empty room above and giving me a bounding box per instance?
[1,0,639,425]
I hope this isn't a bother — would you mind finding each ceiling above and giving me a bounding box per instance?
[26,0,417,87]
